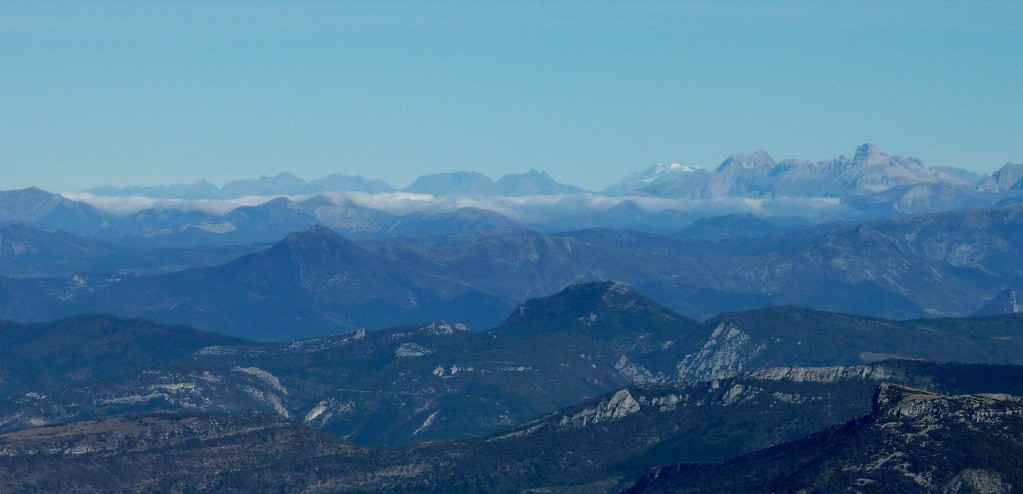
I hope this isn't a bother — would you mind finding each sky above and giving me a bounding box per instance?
[1,1,1021,193]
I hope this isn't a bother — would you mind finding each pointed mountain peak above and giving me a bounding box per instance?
[269,171,306,184]
[972,288,1023,316]
[607,200,645,214]
[854,143,886,159]
[267,225,373,264]
[256,196,294,208]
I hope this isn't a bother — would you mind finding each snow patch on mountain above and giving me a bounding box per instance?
[604,163,704,195]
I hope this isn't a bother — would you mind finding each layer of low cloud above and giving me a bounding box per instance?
[71,191,854,227]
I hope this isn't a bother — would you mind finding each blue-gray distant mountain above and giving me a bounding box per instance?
[385,207,525,237]
[220,171,316,197]
[308,173,395,194]
[16,188,513,245]
[84,172,395,199]
[842,180,991,215]
[402,169,583,196]
[0,187,111,233]
[85,179,221,200]
[293,195,398,235]
[932,165,988,185]
[362,204,1023,320]
[402,171,497,196]
[118,196,524,245]
[677,213,790,240]
[0,224,123,277]
[493,169,585,195]
[542,200,679,232]
[82,226,514,339]
[5,203,1023,327]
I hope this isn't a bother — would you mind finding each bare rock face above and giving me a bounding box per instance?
[557,389,641,429]
[675,322,764,382]
[750,365,893,383]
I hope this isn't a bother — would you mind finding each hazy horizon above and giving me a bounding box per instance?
[2,1,1021,192]
[44,141,1020,195]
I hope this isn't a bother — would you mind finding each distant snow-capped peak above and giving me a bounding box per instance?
[604,162,703,195]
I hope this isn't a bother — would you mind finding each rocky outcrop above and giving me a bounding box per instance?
[675,322,764,381]
[557,389,641,429]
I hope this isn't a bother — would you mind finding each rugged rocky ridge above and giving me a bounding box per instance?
[3,361,1023,493]
[639,144,968,201]
[669,307,1023,381]
[625,384,1023,493]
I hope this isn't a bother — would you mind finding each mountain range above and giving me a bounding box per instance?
[3,202,1023,334]
[86,168,584,199]
[76,145,1022,218]
[85,172,396,199]
[6,148,1023,248]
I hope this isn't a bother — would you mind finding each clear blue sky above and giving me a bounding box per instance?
[1,1,1021,192]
